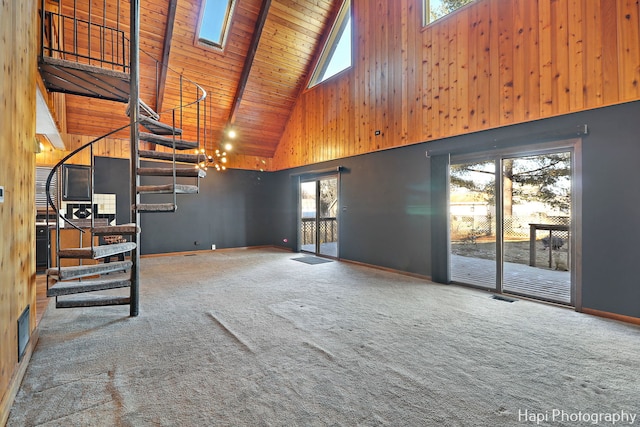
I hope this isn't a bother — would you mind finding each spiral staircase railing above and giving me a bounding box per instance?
[39,0,209,314]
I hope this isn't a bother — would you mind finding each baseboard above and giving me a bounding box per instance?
[581,308,640,326]
[339,258,432,281]
[0,327,39,426]
[140,245,292,259]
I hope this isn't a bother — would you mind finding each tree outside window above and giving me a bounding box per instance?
[425,0,474,25]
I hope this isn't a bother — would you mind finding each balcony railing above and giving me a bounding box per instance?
[301,217,337,245]
[41,9,129,72]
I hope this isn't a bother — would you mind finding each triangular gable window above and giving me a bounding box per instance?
[308,0,352,88]
[198,0,235,48]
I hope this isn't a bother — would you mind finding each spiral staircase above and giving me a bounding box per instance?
[39,1,209,316]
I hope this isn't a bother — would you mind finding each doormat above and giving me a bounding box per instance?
[292,256,333,265]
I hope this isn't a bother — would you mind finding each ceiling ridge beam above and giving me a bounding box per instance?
[227,0,272,126]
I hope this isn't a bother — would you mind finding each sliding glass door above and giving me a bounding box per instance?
[501,153,572,303]
[300,175,338,257]
[449,143,577,306]
[449,160,498,290]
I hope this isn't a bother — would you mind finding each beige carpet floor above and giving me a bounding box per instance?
[8,248,640,426]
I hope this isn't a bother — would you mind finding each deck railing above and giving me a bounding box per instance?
[301,217,337,245]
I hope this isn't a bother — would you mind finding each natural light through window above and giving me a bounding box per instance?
[424,0,474,25]
[308,0,351,88]
[321,16,351,81]
[198,0,234,48]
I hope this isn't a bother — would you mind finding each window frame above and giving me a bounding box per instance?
[307,0,352,88]
[423,0,475,27]
[195,0,236,50]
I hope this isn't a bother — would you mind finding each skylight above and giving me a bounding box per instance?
[308,0,352,88]
[198,0,234,48]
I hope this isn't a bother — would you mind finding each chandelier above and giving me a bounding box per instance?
[196,129,234,171]
[196,148,228,171]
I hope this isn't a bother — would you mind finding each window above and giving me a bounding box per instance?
[423,0,474,26]
[198,0,235,48]
[36,166,57,207]
[308,0,352,88]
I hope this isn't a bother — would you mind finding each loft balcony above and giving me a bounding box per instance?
[38,8,130,103]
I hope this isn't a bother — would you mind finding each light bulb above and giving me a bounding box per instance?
[228,130,236,139]
[224,143,232,151]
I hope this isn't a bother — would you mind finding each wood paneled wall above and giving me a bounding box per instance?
[37,134,132,166]
[36,134,273,172]
[0,0,38,423]
[272,0,640,169]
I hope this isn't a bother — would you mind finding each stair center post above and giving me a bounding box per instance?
[129,0,141,317]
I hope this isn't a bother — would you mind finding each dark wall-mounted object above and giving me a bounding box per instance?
[62,164,91,201]
[17,305,30,362]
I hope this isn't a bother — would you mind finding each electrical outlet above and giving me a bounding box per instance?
[0,186,4,203]
[211,244,216,250]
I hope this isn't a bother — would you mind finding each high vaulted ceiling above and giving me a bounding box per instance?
[62,0,341,159]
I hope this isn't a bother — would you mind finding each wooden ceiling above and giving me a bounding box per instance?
[62,0,341,158]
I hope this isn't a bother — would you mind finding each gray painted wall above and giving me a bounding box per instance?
[272,146,432,276]
[96,101,640,319]
[137,167,274,254]
[95,158,275,253]
[275,101,640,318]
[578,103,640,317]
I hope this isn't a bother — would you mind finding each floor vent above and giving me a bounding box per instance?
[491,295,517,303]
[18,305,30,361]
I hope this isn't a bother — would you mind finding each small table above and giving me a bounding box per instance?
[529,223,569,268]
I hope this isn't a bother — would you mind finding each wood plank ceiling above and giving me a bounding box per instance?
[62,0,340,158]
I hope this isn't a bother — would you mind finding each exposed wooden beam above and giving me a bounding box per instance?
[156,0,178,112]
[227,0,272,126]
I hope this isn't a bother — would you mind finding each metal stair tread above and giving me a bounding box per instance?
[136,203,177,213]
[137,167,206,178]
[140,116,183,136]
[137,184,199,194]
[47,275,131,297]
[56,295,131,308]
[139,150,205,164]
[58,242,137,259]
[47,260,133,281]
[139,132,198,150]
[92,223,140,235]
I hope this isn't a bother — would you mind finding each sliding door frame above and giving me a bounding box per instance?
[449,138,582,309]
[296,171,341,259]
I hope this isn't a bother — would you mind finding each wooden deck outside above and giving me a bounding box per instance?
[451,254,571,305]
[296,246,570,305]
[301,242,338,258]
